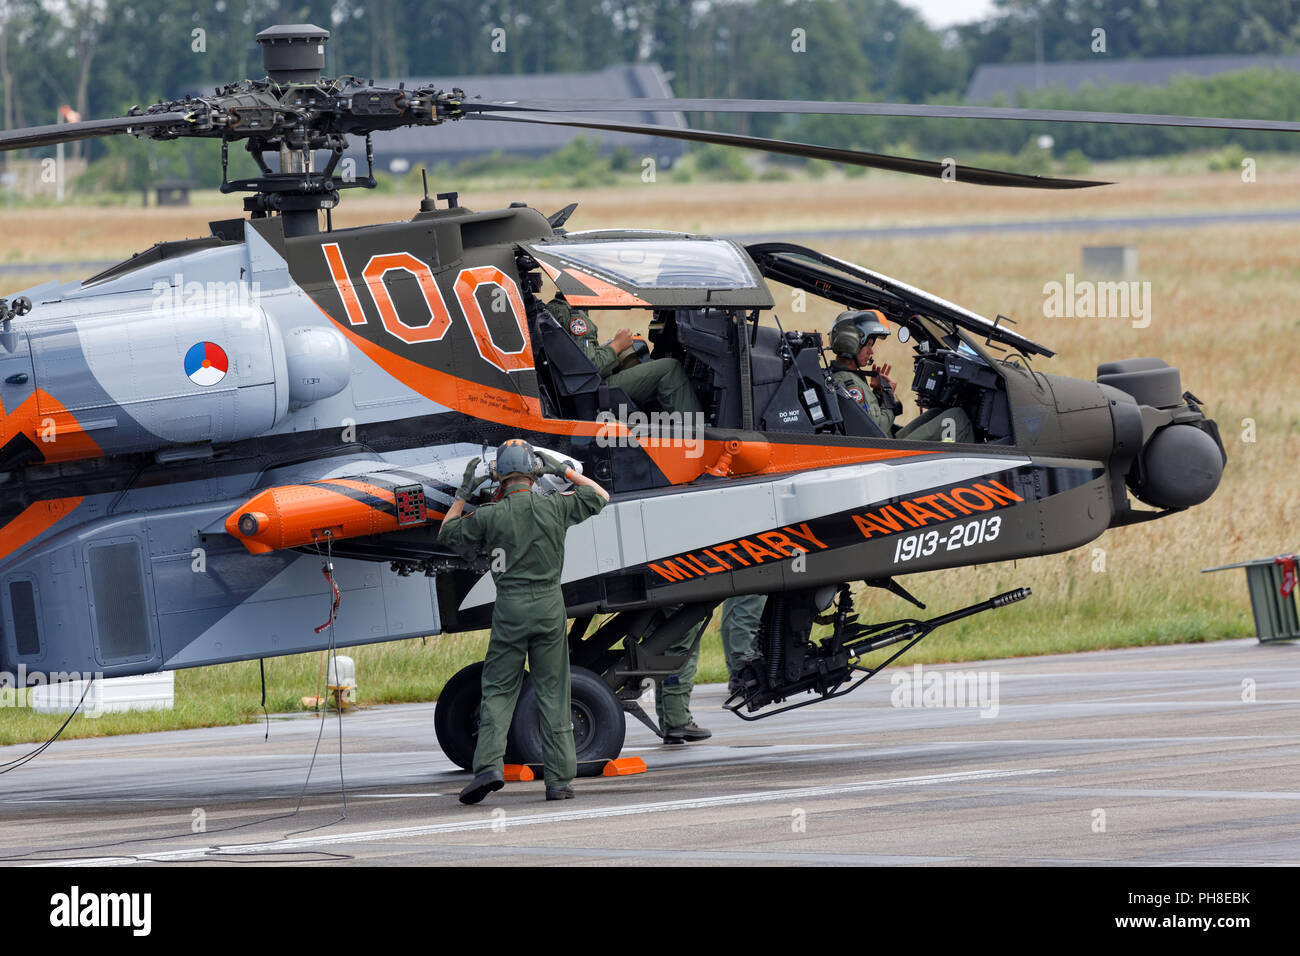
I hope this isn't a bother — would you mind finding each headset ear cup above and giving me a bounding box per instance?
[831,326,860,358]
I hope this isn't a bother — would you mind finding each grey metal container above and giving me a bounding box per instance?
[1202,555,1299,643]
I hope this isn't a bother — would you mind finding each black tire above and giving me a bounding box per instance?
[433,662,527,771]
[508,666,626,778]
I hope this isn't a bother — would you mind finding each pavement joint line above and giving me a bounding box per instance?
[402,844,966,865]
[32,767,1057,867]
[351,793,448,798]
[996,785,1300,802]
[916,736,1300,745]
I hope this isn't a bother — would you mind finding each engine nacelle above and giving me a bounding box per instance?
[282,324,351,407]
[0,304,349,470]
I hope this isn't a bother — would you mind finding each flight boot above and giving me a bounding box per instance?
[458,768,505,805]
[663,722,712,744]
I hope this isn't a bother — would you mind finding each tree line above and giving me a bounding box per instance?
[1,0,1296,170]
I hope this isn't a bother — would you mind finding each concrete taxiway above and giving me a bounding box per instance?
[0,638,1296,866]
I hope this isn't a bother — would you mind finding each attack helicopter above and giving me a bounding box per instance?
[0,23,1256,774]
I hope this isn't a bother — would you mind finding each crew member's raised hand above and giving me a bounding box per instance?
[537,451,573,477]
[870,363,895,391]
[457,457,489,501]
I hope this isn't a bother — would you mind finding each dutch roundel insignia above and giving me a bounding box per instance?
[569,316,588,336]
[846,385,865,404]
[184,341,229,386]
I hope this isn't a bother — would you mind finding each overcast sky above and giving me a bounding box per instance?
[905,0,997,28]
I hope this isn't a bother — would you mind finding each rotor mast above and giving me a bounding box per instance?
[250,24,333,237]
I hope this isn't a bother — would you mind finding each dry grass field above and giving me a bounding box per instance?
[1,168,1295,742]
[4,164,1300,270]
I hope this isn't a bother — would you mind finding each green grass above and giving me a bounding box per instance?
[0,634,485,747]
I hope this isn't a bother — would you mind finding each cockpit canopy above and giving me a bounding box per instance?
[520,233,774,310]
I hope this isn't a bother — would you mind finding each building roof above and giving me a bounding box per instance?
[966,53,1300,102]
[347,63,686,170]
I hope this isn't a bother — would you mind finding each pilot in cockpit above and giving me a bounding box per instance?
[546,295,702,417]
[829,310,973,443]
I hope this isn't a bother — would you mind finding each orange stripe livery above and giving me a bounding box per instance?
[0,496,83,562]
[1,390,102,465]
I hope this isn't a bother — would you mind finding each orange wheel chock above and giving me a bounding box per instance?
[503,764,535,782]
[602,757,647,776]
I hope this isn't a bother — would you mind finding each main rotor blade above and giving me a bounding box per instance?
[464,97,1300,133]
[467,112,1108,189]
[0,112,190,153]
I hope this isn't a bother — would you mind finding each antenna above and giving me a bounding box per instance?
[419,168,436,212]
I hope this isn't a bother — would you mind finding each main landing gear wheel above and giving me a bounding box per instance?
[433,661,526,772]
[507,666,626,778]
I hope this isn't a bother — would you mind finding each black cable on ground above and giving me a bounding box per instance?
[0,535,358,864]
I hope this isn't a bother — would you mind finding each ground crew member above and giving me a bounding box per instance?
[720,593,765,695]
[656,592,766,743]
[548,296,703,417]
[830,309,974,443]
[654,614,712,743]
[438,439,609,804]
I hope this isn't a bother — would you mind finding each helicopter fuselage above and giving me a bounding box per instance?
[0,201,1224,706]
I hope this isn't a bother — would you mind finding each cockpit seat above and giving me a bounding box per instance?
[533,304,638,421]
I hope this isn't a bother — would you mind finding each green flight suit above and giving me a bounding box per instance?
[898,406,975,443]
[654,614,708,731]
[831,360,974,443]
[720,593,765,676]
[438,483,606,788]
[654,593,765,729]
[547,298,702,416]
[831,360,896,436]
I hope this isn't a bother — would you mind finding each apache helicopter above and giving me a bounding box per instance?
[0,23,1258,774]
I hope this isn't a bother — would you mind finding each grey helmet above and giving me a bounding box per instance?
[830,309,891,358]
[492,438,538,480]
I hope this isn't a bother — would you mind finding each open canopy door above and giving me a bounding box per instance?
[748,242,1055,358]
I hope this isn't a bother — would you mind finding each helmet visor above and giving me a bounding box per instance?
[854,314,890,342]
